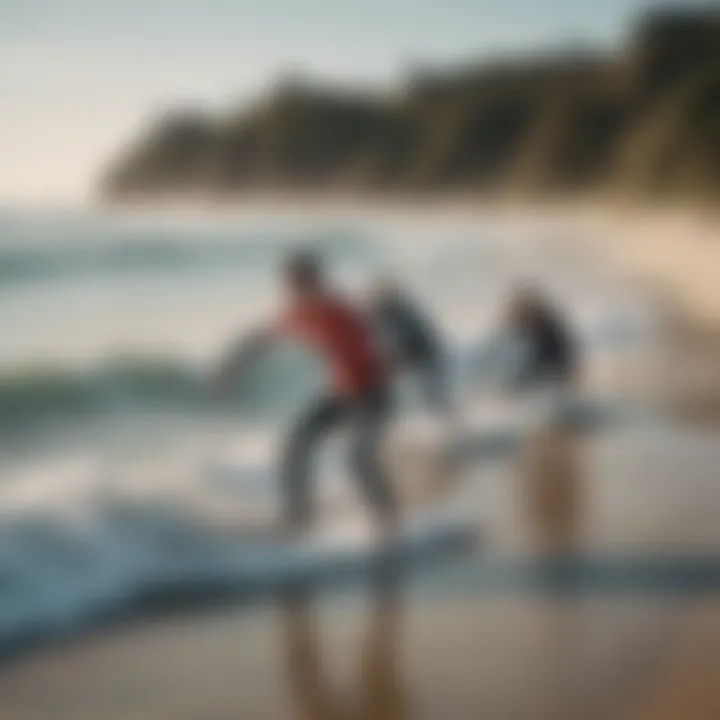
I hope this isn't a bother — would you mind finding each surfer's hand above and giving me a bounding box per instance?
[213,327,272,397]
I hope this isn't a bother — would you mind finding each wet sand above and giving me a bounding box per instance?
[1,399,720,719]
[0,593,686,720]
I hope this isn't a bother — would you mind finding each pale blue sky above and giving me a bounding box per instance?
[0,0,670,202]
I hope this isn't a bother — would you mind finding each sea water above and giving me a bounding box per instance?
[0,204,663,652]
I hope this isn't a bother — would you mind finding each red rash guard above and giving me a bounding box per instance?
[279,295,386,397]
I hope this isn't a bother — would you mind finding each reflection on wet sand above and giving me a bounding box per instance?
[282,579,406,720]
[521,425,584,557]
[517,427,584,719]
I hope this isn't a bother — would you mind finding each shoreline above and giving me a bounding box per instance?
[95,193,718,323]
[11,189,716,320]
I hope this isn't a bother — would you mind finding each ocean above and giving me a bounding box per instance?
[0,204,663,655]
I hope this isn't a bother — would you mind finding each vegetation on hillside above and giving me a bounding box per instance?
[101,9,720,203]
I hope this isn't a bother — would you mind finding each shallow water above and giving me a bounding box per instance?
[0,205,668,653]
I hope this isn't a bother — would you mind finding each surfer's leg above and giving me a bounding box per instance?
[349,388,397,528]
[282,396,344,530]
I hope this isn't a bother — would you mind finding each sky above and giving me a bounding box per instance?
[0,0,674,203]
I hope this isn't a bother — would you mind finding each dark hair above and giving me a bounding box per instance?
[284,250,323,287]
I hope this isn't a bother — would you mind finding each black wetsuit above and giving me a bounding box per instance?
[516,309,577,387]
[282,385,395,529]
[373,295,447,409]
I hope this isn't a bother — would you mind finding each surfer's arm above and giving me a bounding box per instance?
[215,327,275,391]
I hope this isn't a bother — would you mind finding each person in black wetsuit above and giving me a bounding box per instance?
[370,280,451,414]
[506,287,578,389]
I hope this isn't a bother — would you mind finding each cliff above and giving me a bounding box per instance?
[101,9,720,203]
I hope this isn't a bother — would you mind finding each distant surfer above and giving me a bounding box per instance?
[216,251,397,535]
[369,279,452,416]
[505,286,579,390]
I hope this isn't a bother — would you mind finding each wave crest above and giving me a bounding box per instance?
[0,347,323,431]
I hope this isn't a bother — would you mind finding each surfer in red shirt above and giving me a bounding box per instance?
[216,251,397,534]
